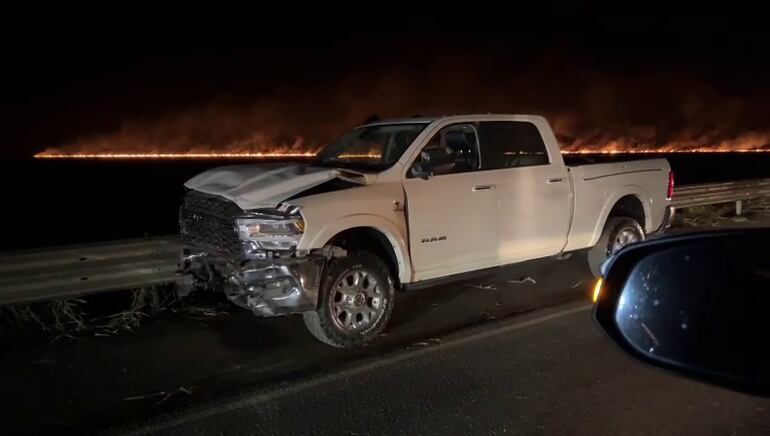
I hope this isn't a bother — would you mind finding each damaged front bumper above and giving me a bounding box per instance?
[179,248,330,317]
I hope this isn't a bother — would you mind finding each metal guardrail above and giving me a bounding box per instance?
[0,178,768,306]
[0,236,179,305]
[671,178,770,214]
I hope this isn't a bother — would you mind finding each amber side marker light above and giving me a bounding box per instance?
[592,277,603,303]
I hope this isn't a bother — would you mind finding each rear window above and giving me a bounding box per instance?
[478,121,549,170]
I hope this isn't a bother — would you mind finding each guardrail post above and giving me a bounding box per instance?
[735,200,743,216]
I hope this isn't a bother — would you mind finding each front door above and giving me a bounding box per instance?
[402,123,500,281]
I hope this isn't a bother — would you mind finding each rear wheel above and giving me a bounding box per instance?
[303,250,394,348]
[587,217,644,277]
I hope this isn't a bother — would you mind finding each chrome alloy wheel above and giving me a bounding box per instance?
[329,269,383,332]
[610,227,642,254]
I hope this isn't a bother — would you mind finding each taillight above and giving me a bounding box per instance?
[667,170,675,200]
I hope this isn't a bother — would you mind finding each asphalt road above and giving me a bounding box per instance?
[1,252,591,435]
[127,302,770,436]
[3,216,769,435]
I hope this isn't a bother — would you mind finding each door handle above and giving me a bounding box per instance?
[472,185,495,192]
[546,178,564,184]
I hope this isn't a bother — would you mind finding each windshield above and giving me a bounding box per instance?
[315,123,428,171]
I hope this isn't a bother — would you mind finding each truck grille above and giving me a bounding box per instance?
[179,191,243,256]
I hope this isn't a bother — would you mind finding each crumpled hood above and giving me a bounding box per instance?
[184,164,370,210]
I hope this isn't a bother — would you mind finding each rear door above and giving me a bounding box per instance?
[402,123,500,281]
[477,121,571,262]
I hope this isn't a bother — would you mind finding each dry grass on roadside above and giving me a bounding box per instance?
[89,285,179,335]
[0,284,233,340]
[671,197,770,228]
[0,285,192,339]
[744,198,770,214]
[0,304,49,333]
[672,203,735,228]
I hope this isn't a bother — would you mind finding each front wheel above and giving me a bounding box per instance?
[587,217,645,277]
[303,250,395,348]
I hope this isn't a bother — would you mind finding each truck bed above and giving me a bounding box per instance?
[563,158,671,252]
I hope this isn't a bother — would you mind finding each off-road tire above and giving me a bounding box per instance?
[303,250,395,348]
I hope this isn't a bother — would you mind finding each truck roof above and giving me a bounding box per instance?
[363,114,545,126]
[363,116,437,125]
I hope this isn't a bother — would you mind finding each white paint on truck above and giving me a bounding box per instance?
[181,113,672,347]
[289,114,671,283]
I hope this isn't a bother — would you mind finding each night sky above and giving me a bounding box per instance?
[6,12,770,157]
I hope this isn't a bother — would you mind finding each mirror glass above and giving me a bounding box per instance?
[615,234,770,385]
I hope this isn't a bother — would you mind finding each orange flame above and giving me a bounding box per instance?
[34,128,770,159]
[34,152,317,159]
[561,148,770,154]
[34,148,770,159]
[558,133,770,154]
[33,151,390,159]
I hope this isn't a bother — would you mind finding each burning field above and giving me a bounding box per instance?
[33,148,770,159]
[31,62,770,159]
[34,135,770,159]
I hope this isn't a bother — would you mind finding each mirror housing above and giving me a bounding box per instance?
[410,162,431,180]
[411,132,478,179]
[594,229,770,396]
[410,148,448,180]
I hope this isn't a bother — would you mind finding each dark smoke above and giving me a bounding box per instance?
[39,60,770,155]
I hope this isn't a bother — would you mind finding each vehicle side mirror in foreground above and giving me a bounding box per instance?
[593,228,770,396]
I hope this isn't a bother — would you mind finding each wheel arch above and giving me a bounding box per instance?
[589,187,652,247]
[306,216,411,286]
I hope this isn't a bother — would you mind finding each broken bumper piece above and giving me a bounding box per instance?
[180,249,326,317]
[226,256,325,316]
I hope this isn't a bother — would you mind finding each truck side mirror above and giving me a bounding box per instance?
[593,229,770,396]
[410,162,432,180]
[410,148,444,180]
[411,148,452,180]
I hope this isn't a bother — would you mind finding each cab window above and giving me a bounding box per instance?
[409,123,481,177]
[478,121,549,169]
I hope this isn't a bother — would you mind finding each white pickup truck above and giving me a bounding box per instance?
[179,114,674,347]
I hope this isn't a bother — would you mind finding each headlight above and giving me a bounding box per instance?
[236,217,304,250]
